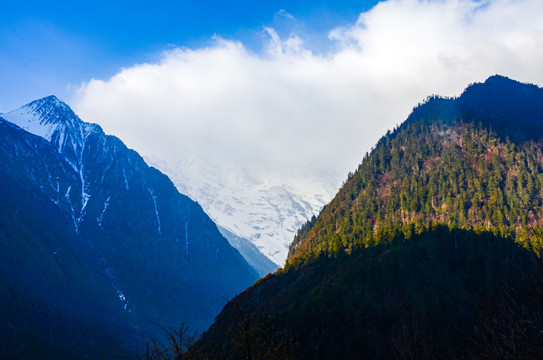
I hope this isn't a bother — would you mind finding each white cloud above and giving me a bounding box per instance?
[73,0,543,192]
[275,9,296,21]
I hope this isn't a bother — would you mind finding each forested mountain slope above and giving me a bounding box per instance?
[192,76,543,360]
[289,75,543,264]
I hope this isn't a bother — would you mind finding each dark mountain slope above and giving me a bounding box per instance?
[0,97,258,358]
[198,228,543,359]
[0,119,138,358]
[193,76,543,359]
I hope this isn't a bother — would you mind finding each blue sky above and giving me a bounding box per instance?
[0,0,379,111]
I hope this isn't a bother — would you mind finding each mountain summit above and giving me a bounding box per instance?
[3,95,83,139]
[0,97,258,358]
[2,95,97,169]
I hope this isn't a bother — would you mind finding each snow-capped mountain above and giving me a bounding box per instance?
[0,96,257,358]
[147,156,335,266]
[2,96,100,231]
[3,95,97,169]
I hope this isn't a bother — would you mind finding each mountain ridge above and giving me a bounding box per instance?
[0,97,258,358]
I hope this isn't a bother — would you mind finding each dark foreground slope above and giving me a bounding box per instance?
[198,228,543,359]
[0,97,257,359]
[193,76,543,359]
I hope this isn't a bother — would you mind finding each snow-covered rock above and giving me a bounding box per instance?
[147,156,335,266]
[2,95,99,170]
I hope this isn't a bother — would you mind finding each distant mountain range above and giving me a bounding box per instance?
[147,157,334,268]
[0,96,257,359]
[194,76,543,359]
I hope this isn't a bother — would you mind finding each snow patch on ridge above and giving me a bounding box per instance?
[185,222,189,256]
[122,167,130,191]
[97,196,111,227]
[114,284,131,312]
[65,186,79,233]
[149,188,161,235]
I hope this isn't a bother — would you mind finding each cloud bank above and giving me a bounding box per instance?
[73,0,543,191]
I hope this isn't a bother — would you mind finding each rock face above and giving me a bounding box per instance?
[0,96,258,359]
